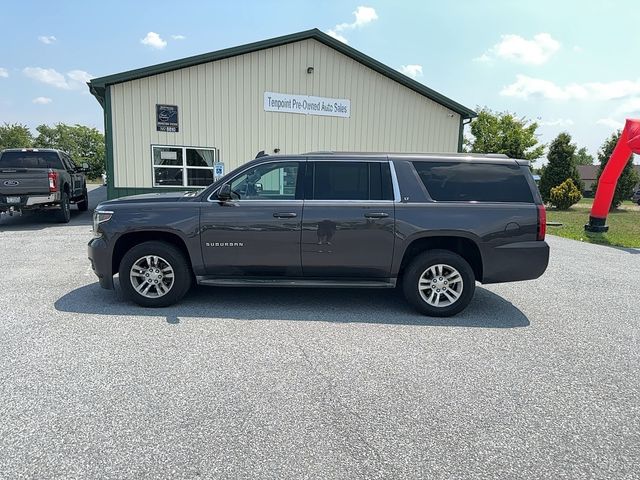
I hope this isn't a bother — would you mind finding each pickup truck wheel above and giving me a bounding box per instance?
[402,250,475,317]
[76,188,89,211]
[119,241,191,307]
[57,192,71,223]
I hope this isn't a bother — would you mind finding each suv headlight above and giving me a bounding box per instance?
[93,210,113,236]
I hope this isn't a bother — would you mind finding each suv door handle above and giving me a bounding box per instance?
[273,212,297,218]
[364,212,389,219]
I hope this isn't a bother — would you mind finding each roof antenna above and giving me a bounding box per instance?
[255,150,267,159]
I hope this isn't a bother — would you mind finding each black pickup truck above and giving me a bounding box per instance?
[89,152,549,316]
[0,148,89,223]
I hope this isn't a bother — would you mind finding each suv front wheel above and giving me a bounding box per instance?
[119,241,192,307]
[403,250,475,317]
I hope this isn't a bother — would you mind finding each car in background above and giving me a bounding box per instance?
[632,189,640,205]
[0,148,89,223]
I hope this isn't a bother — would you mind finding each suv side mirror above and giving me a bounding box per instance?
[217,184,232,201]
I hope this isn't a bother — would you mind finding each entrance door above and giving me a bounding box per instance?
[200,160,304,277]
[301,160,396,278]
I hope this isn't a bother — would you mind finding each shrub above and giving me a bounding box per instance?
[549,178,582,210]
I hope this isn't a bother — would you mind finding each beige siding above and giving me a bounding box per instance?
[110,38,461,188]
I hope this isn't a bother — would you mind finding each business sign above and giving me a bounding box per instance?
[156,104,179,132]
[214,162,225,178]
[264,92,350,118]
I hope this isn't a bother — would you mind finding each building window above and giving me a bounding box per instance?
[152,145,218,188]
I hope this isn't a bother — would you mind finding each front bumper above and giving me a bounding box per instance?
[482,241,550,284]
[88,236,114,289]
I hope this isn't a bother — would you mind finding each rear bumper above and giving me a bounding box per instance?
[0,192,60,210]
[88,236,114,289]
[482,241,550,284]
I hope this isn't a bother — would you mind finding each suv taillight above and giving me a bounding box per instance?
[537,204,546,241]
[48,169,58,192]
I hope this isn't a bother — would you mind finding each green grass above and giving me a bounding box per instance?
[547,205,640,248]
[576,198,636,207]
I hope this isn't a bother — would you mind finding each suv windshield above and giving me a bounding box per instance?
[0,151,63,169]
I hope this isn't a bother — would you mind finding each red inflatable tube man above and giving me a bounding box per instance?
[585,118,640,232]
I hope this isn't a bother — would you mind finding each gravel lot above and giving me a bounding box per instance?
[1,186,639,479]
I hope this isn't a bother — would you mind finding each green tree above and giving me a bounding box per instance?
[593,131,639,210]
[34,123,105,178]
[574,147,594,165]
[464,107,545,161]
[0,123,34,150]
[539,132,582,203]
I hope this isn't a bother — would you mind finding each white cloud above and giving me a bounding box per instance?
[0,68,8,78]
[538,118,574,127]
[335,6,378,30]
[38,35,57,45]
[23,67,68,89]
[141,32,167,49]
[326,29,348,44]
[32,97,53,104]
[475,33,560,65]
[23,67,94,90]
[501,74,640,101]
[399,64,423,79]
[597,118,624,130]
[171,34,186,40]
[617,97,640,114]
[326,6,378,44]
[67,69,94,85]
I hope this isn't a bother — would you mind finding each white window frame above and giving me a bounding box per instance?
[151,145,219,188]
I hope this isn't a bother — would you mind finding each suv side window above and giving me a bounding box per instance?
[59,153,72,171]
[229,162,300,200]
[65,154,79,171]
[412,161,534,203]
[309,161,394,200]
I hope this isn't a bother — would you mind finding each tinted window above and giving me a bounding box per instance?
[0,151,63,169]
[413,161,534,203]
[311,162,394,200]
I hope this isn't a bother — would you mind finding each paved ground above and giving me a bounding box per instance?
[1,187,639,479]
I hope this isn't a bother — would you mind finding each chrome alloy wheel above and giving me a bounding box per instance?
[129,255,175,298]
[418,264,463,308]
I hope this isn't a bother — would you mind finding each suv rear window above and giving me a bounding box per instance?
[412,161,534,203]
[0,151,63,170]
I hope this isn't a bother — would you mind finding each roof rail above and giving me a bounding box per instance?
[304,151,510,158]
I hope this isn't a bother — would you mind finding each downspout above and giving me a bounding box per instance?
[458,116,472,153]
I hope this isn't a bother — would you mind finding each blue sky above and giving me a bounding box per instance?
[1,0,639,162]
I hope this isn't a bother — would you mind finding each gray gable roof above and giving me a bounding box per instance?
[88,28,476,118]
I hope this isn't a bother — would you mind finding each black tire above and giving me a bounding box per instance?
[118,241,192,307]
[77,188,89,211]
[402,249,476,317]
[57,192,71,223]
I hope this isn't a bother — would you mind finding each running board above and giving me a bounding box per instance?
[196,277,397,288]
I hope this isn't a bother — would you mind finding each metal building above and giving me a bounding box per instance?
[88,29,476,199]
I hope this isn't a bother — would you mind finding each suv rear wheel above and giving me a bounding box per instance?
[402,250,475,317]
[119,241,192,307]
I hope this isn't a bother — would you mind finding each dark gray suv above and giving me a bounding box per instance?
[88,153,549,316]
